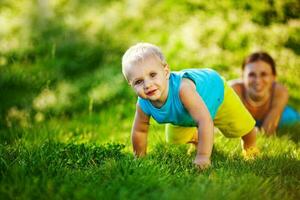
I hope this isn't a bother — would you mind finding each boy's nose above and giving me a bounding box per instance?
[144,79,152,89]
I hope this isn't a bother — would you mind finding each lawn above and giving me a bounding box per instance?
[0,0,300,199]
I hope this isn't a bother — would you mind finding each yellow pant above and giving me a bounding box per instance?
[166,80,255,144]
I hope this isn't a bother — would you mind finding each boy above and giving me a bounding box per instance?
[122,42,258,169]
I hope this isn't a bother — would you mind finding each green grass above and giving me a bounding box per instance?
[1,126,299,200]
[0,0,300,199]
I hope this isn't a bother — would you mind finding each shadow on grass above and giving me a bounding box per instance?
[0,141,126,178]
[277,122,300,144]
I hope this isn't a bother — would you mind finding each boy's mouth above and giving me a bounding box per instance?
[146,89,157,96]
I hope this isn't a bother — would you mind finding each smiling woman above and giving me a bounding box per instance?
[230,52,300,135]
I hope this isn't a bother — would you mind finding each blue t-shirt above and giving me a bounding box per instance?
[138,68,224,127]
[256,106,300,127]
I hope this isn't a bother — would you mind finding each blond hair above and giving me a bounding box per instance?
[122,42,167,79]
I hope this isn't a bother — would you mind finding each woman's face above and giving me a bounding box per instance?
[243,60,275,101]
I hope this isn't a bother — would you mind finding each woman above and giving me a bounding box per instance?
[230,51,300,135]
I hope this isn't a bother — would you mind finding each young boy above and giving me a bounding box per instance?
[122,42,258,169]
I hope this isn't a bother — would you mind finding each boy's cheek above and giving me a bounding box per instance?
[135,89,141,95]
[135,89,143,97]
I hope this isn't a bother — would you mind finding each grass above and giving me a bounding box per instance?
[0,0,300,199]
[1,121,299,200]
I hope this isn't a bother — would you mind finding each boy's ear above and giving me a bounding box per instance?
[124,74,132,86]
[127,79,133,86]
[164,64,170,79]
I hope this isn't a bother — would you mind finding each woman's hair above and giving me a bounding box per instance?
[242,51,276,75]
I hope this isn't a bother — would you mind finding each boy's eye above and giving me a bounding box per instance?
[150,72,157,77]
[134,80,143,85]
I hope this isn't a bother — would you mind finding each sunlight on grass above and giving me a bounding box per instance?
[88,75,123,105]
[1,0,300,199]
[33,89,57,111]
[0,56,8,67]
[5,107,30,128]
[33,82,78,114]
[259,134,300,158]
[64,9,104,40]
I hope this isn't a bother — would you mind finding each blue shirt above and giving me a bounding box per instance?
[138,68,224,127]
[256,106,300,127]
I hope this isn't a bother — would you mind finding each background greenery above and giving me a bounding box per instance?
[0,0,299,199]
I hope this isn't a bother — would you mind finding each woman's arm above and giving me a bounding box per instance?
[131,104,150,157]
[262,82,289,135]
[179,78,214,169]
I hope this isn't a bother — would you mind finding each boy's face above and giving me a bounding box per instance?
[126,56,170,107]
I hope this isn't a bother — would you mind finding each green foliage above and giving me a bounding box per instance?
[0,0,300,199]
[284,26,300,55]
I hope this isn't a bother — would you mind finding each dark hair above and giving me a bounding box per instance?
[242,51,276,75]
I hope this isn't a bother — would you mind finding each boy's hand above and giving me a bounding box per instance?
[194,155,211,170]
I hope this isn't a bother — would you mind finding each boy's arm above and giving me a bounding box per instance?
[262,82,288,135]
[179,79,214,169]
[131,104,150,157]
